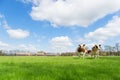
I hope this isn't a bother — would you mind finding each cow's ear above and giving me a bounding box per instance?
[95,45,98,48]
[83,44,85,46]
[99,44,101,46]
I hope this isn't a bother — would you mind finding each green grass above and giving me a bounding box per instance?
[0,56,120,80]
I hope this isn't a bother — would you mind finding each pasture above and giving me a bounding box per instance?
[0,56,120,80]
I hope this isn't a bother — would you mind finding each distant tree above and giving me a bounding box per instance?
[0,50,5,56]
[38,51,45,53]
[104,45,115,56]
[0,50,2,55]
[115,43,120,56]
[104,43,120,56]
[115,43,120,52]
[61,52,75,56]
[37,51,46,55]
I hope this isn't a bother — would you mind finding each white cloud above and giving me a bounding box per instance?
[74,16,120,48]
[0,40,37,52]
[19,44,37,51]
[0,14,4,18]
[0,41,9,48]
[25,0,120,27]
[2,20,11,29]
[50,36,73,52]
[0,14,29,39]
[85,16,120,41]
[0,41,14,50]
[0,41,16,50]
[7,29,29,39]
[0,14,10,29]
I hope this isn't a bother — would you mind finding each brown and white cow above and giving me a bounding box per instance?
[91,44,101,58]
[76,44,87,59]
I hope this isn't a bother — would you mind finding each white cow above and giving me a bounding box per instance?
[91,44,101,58]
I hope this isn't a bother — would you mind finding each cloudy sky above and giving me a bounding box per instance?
[0,0,120,53]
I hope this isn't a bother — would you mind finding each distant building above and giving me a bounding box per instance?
[34,51,46,56]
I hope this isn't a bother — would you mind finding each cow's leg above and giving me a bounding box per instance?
[90,52,93,57]
[91,52,95,58]
[94,53,97,59]
[97,53,99,58]
[94,54,97,59]
[83,52,85,59]
[78,52,81,58]
[94,54,96,58]
[95,52,99,59]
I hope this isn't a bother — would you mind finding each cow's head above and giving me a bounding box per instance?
[77,44,86,52]
[79,44,85,48]
[94,44,101,50]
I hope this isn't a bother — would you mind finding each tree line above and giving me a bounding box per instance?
[0,43,120,56]
[102,43,120,56]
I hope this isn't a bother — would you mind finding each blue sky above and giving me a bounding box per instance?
[0,0,120,53]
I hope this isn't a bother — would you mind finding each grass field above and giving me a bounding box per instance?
[0,56,120,80]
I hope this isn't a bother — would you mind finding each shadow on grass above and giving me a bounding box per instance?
[72,56,96,60]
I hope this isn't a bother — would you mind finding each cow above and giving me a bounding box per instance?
[90,44,101,58]
[76,44,87,59]
[86,50,92,55]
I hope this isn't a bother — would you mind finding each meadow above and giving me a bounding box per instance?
[0,56,120,80]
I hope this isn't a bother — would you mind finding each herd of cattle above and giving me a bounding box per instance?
[76,44,101,59]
